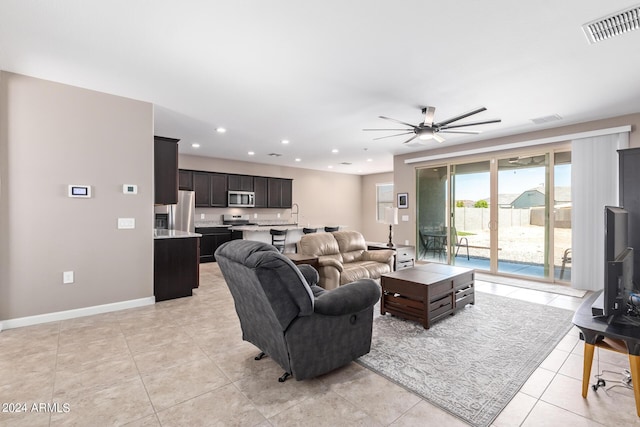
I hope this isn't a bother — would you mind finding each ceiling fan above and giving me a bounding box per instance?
[363,106,501,145]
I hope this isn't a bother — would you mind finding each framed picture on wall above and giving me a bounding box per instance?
[398,193,408,209]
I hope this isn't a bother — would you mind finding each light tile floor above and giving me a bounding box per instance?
[1,264,639,426]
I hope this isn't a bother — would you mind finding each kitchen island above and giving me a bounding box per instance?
[154,229,201,301]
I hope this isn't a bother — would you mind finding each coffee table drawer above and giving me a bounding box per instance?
[429,294,453,317]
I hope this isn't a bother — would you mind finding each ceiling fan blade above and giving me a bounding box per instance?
[422,106,436,127]
[435,107,487,127]
[379,116,417,128]
[373,132,415,140]
[402,135,419,145]
[433,133,446,143]
[362,128,412,131]
[439,118,501,130]
[439,129,482,134]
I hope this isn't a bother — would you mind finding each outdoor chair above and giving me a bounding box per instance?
[451,226,470,260]
[560,248,572,280]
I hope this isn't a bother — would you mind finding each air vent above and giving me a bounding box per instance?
[267,153,282,157]
[582,5,640,44]
[531,114,563,125]
[340,162,352,165]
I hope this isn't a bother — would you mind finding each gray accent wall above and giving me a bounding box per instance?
[0,71,154,320]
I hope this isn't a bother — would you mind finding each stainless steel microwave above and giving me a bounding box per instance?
[228,191,255,207]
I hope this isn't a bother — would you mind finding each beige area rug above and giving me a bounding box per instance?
[475,272,587,297]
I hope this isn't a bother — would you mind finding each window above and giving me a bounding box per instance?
[376,183,394,222]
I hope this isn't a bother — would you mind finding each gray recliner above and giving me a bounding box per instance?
[215,239,381,381]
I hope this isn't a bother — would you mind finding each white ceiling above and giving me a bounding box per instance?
[2,1,640,175]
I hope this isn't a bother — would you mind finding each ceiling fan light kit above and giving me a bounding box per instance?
[364,105,501,145]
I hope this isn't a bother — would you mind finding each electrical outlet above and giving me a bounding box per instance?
[277,213,281,218]
[405,240,409,245]
[200,213,205,219]
[254,213,258,218]
[63,271,74,284]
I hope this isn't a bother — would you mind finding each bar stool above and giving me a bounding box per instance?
[324,226,339,232]
[302,227,317,234]
[270,229,287,253]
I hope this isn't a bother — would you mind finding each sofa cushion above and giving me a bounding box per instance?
[333,230,367,263]
[298,232,342,261]
[340,263,372,285]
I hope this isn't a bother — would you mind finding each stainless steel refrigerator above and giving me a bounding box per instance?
[154,190,195,232]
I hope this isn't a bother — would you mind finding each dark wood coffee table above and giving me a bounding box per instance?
[380,263,475,329]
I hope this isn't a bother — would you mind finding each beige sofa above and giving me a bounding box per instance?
[297,230,394,289]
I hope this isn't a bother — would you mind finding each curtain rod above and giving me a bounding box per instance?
[404,125,632,164]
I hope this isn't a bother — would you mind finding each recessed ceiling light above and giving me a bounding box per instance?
[295,158,301,162]
[331,149,339,153]
[248,151,255,156]
[281,139,290,144]
[191,143,200,148]
[367,158,373,162]
[216,127,226,133]
[328,165,333,169]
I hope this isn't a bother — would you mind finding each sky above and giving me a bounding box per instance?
[454,164,571,201]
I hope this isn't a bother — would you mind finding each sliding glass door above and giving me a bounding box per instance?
[416,149,572,283]
[416,166,448,262]
[496,154,549,278]
[450,161,492,269]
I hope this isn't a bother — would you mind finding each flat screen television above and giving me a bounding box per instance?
[592,206,634,320]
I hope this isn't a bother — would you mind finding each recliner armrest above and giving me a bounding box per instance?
[313,279,381,316]
[297,264,319,287]
[363,249,394,264]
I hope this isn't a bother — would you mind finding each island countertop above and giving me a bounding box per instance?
[154,229,202,239]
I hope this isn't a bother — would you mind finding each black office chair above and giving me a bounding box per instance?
[302,228,317,234]
[270,229,287,253]
[324,226,339,232]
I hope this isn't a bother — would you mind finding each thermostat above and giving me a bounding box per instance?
[68,185,92,198]
[123,184,138,194]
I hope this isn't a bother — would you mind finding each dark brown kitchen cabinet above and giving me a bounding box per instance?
[254,176,268,207]
[178,169,193,191]
[193,172,228,207]
[154,136,179,204]
[154,236,199,301]
[193,172,212,207]
[268,178,293,208]
[196,227,232,263]
[210,173,228,207]
[281,179,293,208]
[227,174,254,192]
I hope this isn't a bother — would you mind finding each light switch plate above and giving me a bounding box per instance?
[63,271,74,284]
[118,218,135,229]
[402,215,409,222]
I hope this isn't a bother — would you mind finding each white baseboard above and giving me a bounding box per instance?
[0,297,156,331]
